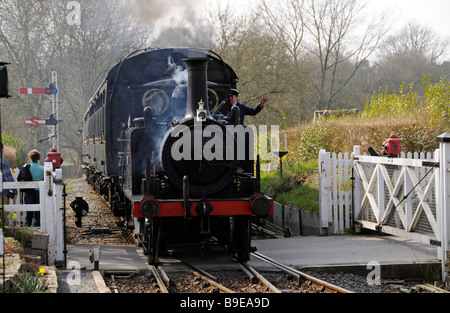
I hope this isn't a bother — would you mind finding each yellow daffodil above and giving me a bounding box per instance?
[39,267,46,277]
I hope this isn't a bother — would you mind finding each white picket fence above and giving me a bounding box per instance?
[318,151,353,235]
[1,163,64,266]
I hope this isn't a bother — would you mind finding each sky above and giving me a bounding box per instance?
[207,0,450,38]
[365,0,450,39]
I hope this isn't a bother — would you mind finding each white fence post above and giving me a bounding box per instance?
[352,146,362,223]
[437,133,450,282]
[43,163,56,265]
[54,168,64,267]
[319,149,331,235]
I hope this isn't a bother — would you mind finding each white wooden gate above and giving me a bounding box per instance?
[353,149,440,245]
[1,163,64,266]
[320,149,441,239]
[319,133,450,281]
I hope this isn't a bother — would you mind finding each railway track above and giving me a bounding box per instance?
[104,267,169,294]
[102,250,351,294]
[173,253,281,293]
[251,252,352,293]
[103,254,279,293]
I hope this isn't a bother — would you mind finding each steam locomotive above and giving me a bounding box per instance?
[81,48,273,264]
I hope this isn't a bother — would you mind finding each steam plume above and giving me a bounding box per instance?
[123,0,214,48]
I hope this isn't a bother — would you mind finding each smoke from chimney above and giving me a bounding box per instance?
[122,0,215,48]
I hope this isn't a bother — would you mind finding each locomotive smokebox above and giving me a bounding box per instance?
[183,58,211,121]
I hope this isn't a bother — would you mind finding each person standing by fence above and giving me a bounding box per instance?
[22,150,44,227]
[362,135,402,158]
[1,142,18,204]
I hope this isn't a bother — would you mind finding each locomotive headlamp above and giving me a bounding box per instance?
[251,195,272,217]
[140,197,160,218]
[197,100,207,122]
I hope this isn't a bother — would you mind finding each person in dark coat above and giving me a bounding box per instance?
[362,141,387,156]
[362,140,400,157]
[229,89,268,125]
[24,149,44,227]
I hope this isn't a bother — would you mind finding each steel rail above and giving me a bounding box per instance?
[172,253,236,293]
[417,284,450,293]
[157,266,171,288]
[241,262,282,293]
[251,223,285,239]
[172,253,218,281]
[192,271,236,293]
[251,252,301,284]
[150,265,169,293]
[238,262,256,283]
[251,252,353,293]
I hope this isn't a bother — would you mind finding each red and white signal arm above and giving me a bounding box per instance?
[21,88,46,95]
[20,88,58,95]
[26,117,46,127]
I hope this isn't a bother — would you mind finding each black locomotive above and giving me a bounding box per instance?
[82,48,273,264]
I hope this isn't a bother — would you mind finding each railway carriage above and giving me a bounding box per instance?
[82,48,273,264]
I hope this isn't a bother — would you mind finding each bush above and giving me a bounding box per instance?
[14,227,33,248]
[358,76,448,152]
[2,133,27,167]
[283,77,447,160]
[298,123,330,161]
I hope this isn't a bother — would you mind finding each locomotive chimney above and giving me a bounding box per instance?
[182,57,211,121]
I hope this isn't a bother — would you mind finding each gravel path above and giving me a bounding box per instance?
[57,270,98,293]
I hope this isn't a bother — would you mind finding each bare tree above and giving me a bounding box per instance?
[0,0,69,146]
[373,21,449,91]
[0,0,148,175]
[301,0,390,110]
[258,0,317,122]
[210,4,310,126]
[260,0,306,71]
[382,21,449,64]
